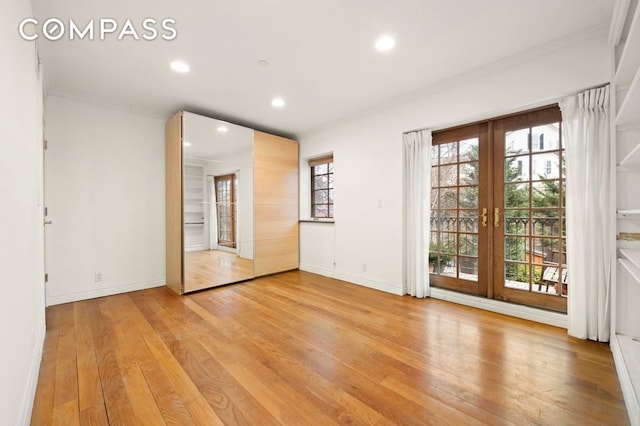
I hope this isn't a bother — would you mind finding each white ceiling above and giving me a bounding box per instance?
[33,0,614,136]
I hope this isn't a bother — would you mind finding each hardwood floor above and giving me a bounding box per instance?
[185,249,254,292]
[31,271,628,425]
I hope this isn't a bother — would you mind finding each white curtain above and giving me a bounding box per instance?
[403,129,432,298]
[559,85,612,342]
[206,176,219,250]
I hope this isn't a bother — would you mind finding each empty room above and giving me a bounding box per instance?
[2,0,640,424]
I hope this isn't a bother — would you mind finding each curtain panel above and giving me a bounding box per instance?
[559,85,612,341]
[403,129,432,298]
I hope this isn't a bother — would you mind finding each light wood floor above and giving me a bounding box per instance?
[31,271,628,425]
[185,249,253,292]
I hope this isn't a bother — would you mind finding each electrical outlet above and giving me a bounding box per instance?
[95,272,103,283]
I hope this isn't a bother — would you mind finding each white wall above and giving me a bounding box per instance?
[0,0,46,424]
[299,33,610,296]
[45,95,166,305]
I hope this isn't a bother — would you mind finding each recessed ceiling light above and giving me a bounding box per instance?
[375,35,396,52]
[217,126,229,133]
[271,97,285,108]
[183,141,191,147]
[170,60,190,73]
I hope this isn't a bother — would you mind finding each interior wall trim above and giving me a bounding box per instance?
[300,25,609,138]
[430,288,568,328]
[300,264,404,296]
[46,278,166,307]
[19,320,46,426]
[611,334,640,426]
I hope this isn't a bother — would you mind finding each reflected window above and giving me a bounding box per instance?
[310,155,334,218]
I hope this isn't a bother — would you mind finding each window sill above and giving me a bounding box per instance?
[299,219,335,224]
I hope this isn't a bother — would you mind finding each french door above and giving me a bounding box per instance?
[215,174,237,249]
[429,106,567,313]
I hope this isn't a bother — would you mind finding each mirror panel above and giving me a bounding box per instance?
[182,112,254,291]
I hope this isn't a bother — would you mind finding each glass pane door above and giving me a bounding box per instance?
[215,174,237,248]
[430,124,489,295]
[493,108,567,313]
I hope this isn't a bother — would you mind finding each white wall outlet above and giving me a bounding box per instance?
[95,272,103,283]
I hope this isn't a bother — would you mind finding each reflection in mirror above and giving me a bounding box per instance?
[182,112,254,291]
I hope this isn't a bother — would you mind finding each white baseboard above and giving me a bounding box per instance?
[430,288,568,328]
[300,263,404,295]
[19,319,46,426]
[46,278,166,306]
[611,333,639,426]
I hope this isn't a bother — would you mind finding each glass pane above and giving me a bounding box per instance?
[328,162,334,173]
[531,152,560,180]
[314,190,328,204]
[328,189,334,203]
[314,205,329,218]
[459,187,478,208]
[505,155,529,182]
[439,164,458,187]
[439,188,457,209]
[505,262,530,290]
[315,164,328,174]
[431,189,438,210]
[459,162,478,185]
[532,181,559,207]
[504,210,529,235]
[431,146,439,166]
[459,210,478,233]
[439,210,457,232]
[440,142,457,164]
[532,123,560,152]
[328,204,334,218]
[532,210,560,236]
[328,173,334,188]
[532,237,559,262]
[440,256,457,278]
[505,128,530,156]
[505,236,527,262]
[459,234,478,256]
[314,175,328,189]
[459,138,479,162]
[505,183,529,208]
[440,232,457,254]
[458,257,478,281]
[431,166,439,186]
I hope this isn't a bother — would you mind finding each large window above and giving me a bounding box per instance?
[430,106,567,313]
[310,155,334,218]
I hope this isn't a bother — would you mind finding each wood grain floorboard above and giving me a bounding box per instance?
[31,270,628,425]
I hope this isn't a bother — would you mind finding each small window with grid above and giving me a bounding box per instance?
[309,155,334,218]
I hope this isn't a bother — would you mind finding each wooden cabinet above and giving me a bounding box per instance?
[165,112,299,294]
[612,1,640,423]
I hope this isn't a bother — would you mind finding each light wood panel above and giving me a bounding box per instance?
[254,131,299,277]
[165,112,183,294]
[31,271,629,425]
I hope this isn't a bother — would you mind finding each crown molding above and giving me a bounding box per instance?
[299,25,609,138]
[609,0,631,46]
[46,90,171,120]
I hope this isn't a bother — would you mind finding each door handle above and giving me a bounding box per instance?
[481,208,488,227]
[494,208,500,228]
[44,220,53,225]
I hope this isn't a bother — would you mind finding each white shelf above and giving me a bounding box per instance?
[617,66,640,127]
[613,334,640,425]
[620,258,640,284]
[616,1,640,85]
[621,248,640,267]
[619,210,640,217]
[620,144,640,167]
